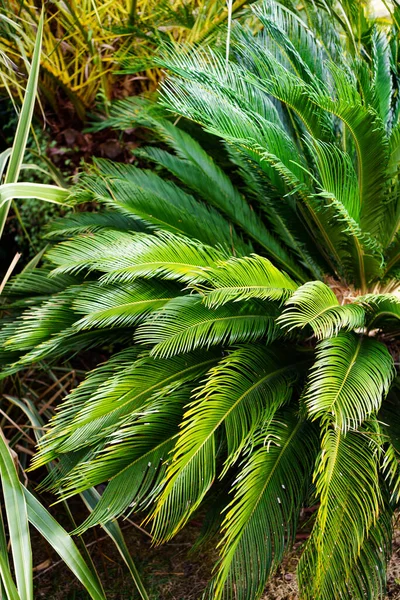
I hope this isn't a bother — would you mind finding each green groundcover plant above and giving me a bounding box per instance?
[3,0,400,598]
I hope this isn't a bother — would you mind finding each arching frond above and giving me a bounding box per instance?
[2,287,79,352]
[278,281,365,338]
[208,413,318,600]
[372,27,393,131]
[82,161,249,254]
[72,280,181,330]
[33,350,221,466]
[308,139,360,222]
[253,0,329,84]
[305,332,394,432]
[298,427,384,600]
[3,269,81,300]
[151,345,306,541]
[2,326,132,377]
[44,211,146,238]
[196,255,298,307]
[138,120,259,229]
[312,86,390,238]
[226,145,324,279]
[59,386,192,532]
[230,33,333,140]
[136,295,281,358]
[47,230,225,283]
[359,293,400,330]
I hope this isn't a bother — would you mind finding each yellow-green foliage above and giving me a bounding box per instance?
[0,0,249,120]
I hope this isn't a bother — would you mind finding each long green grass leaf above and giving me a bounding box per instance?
[0,183,69,206]
[0,11,43,237]
[24,489,106,600]
[0,434,32,600]
[81,488,149,600]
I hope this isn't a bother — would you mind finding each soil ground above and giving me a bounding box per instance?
[32,504,400,600]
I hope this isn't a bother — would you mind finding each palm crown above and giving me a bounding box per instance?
[2,1,400,599]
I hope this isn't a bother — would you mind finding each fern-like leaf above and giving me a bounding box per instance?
[278,281,365,338]
[151,345,307,541]
[136,295,281,358]
[208,412,318,600]
[305,332,394,432]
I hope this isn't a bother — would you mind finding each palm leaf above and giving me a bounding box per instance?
[72,280,181,330]
[136,295,281,358]
[151,345,309,541]
[33,349,221,464]
[195,254,297,307]
[47,230,227,283]
[208,412,318,600]
[84,160,249,254]
[64,386,189,531]
[312,82,390,238]
[45,211,147,238]
[305,332,394,432]
[278,281,365,339]
[298,426,384,600]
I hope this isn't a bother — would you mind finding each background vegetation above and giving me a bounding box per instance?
[0,0,251,121]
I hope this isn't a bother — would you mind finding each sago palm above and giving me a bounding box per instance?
[2,1,400,598]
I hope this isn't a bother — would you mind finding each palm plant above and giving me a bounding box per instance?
[3,0,400,598]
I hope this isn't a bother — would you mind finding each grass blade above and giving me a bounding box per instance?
[0,183,69,206]
[82,488,150,600]
[0,10,43,237]
[5,397,105,598]
[0,502,13,600]
[4,13,43,185]
[0,553,20,600]
[0,150,11,180]
[24,489,106,600]
[0,433,32,600]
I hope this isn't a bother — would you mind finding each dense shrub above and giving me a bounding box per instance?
[3,1,400,598]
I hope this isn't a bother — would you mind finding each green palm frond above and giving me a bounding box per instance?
[196,255,298,307]
[312,84,390,238]
[278,281,365,338]
[305,332,394,432]
[47,230,225,283]
[208,412,318,600]
[151,345,306,541]
[371,27,393,131]
[59,386,191,531]
[136,295,281,358]
[298,426,384,600]
[44,211,146,238]
[308,139,360,221]
[2,287,79,352]
[34,350,222,465]
[83,161,249,254]
[3,268,81,300]
[253,1,333,87]
[226,145,324,279]
[72,281,181,330]
[360,294,400,330]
